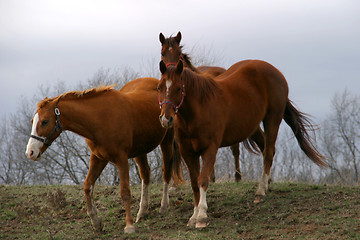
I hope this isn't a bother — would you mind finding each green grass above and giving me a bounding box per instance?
[0,182,359,240]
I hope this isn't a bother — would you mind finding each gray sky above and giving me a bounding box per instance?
[1,0,359,122]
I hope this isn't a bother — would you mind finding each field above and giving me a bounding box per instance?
[1,181,359,239]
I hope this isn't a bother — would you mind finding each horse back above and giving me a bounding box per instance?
[89,78,165,158]
[215,60,289,145]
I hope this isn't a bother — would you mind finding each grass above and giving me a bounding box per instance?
[0,181,359,240]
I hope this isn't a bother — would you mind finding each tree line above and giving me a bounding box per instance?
[1,58,359,186]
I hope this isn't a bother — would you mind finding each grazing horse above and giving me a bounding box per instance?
[25,77,183,234]
[159,32,264,182]
[157,60,326,228]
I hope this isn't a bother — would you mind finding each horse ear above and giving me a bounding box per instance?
[159,33,165,45]
[176,60,183,74]
[175,31,182,44]
[160,60,167,74]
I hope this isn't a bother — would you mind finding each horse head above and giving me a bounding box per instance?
[158,60,185,128]
[25,97,63,161]
[159,32,183,67]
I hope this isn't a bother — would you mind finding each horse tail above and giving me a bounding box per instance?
[171,140,185,184]
[242,138,261,154]
[283,99,327,167]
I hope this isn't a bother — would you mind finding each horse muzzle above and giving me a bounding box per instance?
[159,114,174,128]
[25,149,42,161]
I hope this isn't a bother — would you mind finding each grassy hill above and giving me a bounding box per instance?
[1,181,359,239]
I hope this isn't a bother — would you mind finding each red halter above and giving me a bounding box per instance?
[166,62,177,67]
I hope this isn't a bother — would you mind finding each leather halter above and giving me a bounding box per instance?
[30,107,63,146]
[158,87,186,113]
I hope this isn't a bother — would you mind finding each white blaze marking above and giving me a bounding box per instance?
[31,113,39,136]
[168,47,172,51]
[25,113,43,159]
[166,80,172,97]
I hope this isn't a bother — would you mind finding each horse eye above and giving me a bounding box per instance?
[161,53,164,57]
[41,120,49,126]
[157,86,161,92]
[177,88,181,93]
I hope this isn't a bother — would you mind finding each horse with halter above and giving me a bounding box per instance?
[157,59,326,228]
[25,77,183,234]
[159,32,264,182]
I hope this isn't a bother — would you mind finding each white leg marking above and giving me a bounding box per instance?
[136,180,149,222]
[256,169,269,196]
[159,182,169,214]
[187,206,199,227]
[25,113,43,160]
[196,187,208,226]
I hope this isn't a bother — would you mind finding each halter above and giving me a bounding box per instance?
[30,107,63,146]
[166,62,177,67]
[165,55,184,67]
[158,87,186,113]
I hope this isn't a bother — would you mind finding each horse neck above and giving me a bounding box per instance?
[178,71,217,121]
[57,98,102,140]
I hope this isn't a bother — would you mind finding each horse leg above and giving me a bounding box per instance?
[210,169,216,182]
[134,155,150,222]
[159,130,175,214]
[181,149,200,227]
[84,154,108,232]
[114,155,135,233]
[230,143,241,182]
[254,114,282,203]
[196,144,218,228]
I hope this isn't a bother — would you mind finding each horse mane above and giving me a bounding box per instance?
[181,53,199,72]
[38,85,116,108]
[168,67,221,101]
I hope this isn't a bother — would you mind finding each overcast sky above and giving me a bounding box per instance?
[1,0,359,122]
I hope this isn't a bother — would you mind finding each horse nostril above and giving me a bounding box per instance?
[169,116,174,125]
[30,150,34,157]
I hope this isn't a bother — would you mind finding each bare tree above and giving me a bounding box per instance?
[319,90,360,184]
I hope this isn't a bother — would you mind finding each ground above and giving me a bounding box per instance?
[0,181,359,239]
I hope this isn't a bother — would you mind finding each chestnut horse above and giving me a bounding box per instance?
[25,77,183,234]
[159,32,264,182]
[158,60,326,228]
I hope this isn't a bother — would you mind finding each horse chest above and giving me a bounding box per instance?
[176,125,213,153]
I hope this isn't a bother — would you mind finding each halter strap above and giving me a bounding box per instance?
[158,88,186,113]
[166,62,177,67]
[30,107,63,146]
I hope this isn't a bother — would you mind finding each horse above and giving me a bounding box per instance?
[157,60,327,228]
[159,31,264,182]
[25,77,183,234]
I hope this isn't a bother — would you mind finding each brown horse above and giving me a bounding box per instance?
[25,77,183,234]
[159,32,264,182]
[158,60,326,228]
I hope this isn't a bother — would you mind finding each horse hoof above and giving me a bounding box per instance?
[187,218,196,227]
[159,206,168,214]
[254,195,265,203]
[124,226,135,234]
[195,221,208,228]
[91,220,103,232]
[136,210,148,222]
